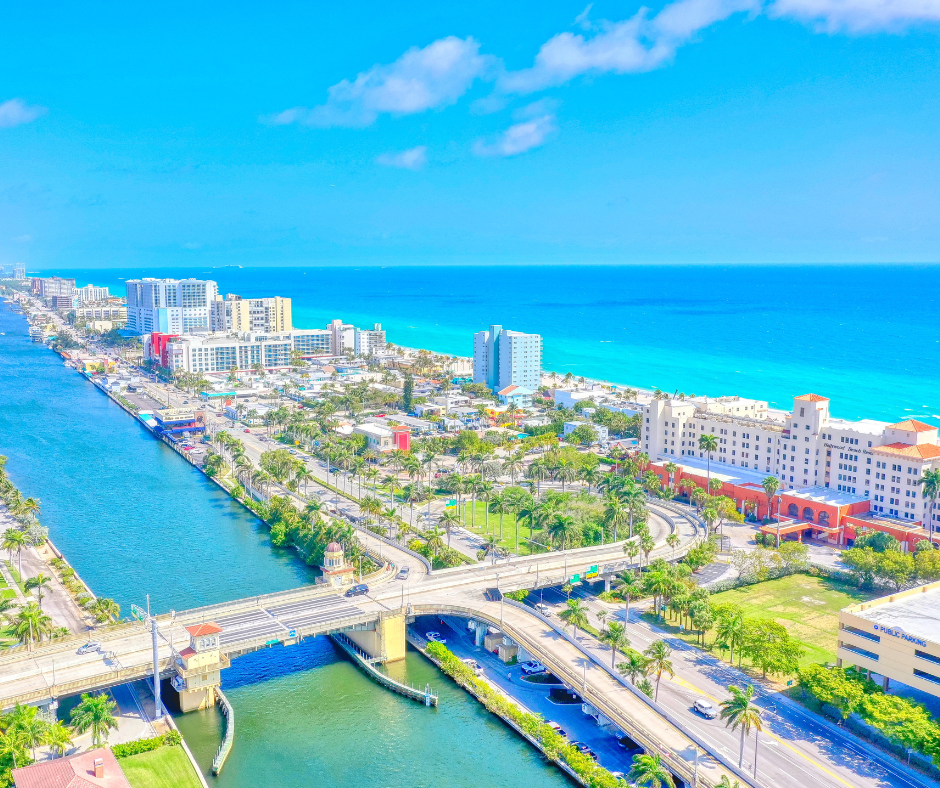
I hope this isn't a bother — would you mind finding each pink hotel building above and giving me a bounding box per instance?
[639,393,940,549]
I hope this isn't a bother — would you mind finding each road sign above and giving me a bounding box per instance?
[130,604,145,621]
[446,499,457,507]
[569,574,581,583]
[585,564,599,579]
[289,629,297,638]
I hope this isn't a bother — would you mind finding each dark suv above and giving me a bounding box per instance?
[345,584,369,597]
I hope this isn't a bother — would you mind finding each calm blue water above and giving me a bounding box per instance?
[47,264,940,423]
[0,305,315,615]
[0,302,570,788]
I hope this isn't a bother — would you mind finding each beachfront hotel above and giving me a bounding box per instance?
[210,293,293,333]
[473,324,541,393]
[637,392,940,544]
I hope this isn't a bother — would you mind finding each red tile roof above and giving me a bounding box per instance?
[887,419,937,433]
[875,443,940,460]
[185,622,222,637]
[794,393,829,402]
[13,748,131,788]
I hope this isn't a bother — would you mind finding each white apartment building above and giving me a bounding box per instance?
[152,328,334,374]
[354,323,386,356]
[76,306,127,322]
[473,324,541,393]
[210,294,292,333]
[126,278,218,335]
[642,392,940,530]
[77,284,110,303]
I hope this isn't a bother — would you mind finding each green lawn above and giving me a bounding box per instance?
[645,574,875,670]
[119,745,204,788]
[456,501,546,556]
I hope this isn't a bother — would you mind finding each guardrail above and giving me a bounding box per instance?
[330,633,437,706]
[212,688,235,775]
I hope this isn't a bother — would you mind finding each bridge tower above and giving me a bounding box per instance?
[171,622,230,712]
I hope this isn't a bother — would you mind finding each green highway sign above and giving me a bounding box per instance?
[585,564,599,579]
[570,574,581,583]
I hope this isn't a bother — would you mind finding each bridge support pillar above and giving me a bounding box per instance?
[474,621,486,647]
[345,612,406,663]
[604,576,611,593]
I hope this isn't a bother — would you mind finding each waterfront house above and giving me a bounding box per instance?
[12,747,131,788]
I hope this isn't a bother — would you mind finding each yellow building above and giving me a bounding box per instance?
[172,622,229,712]
[839,581,940,696]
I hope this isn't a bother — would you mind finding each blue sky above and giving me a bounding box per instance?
[2,0,939,269]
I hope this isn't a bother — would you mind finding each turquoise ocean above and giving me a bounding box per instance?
[47,264,940,424]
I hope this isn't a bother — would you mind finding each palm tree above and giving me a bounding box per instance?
[559,599,589,639]
[599,621,631,668]
[0,728,29,770]
[620,481,647,538]
[699,433,719,493]
[70,692,118,747]
[604,493,629,544]
[618,652,650,685]
[628,752,675,788]
[720,683,763,770]
[665,532,680,557]
[24,573,52,608]
[918,469,940,547]
[10,603,53,650]
[762,474,781,544]
[549,514,576,550]
[90,597,121,624]
[618,572,643,623]
[423,528,446,558]
[440,509,461,548]
[1,528,26,578]
[643,639,674,702]
[716,607,746,665]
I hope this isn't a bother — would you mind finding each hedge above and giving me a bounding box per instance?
[426,641,628,788]
[112,730,182,758]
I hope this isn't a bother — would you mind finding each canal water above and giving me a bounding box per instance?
[0,305,570,788]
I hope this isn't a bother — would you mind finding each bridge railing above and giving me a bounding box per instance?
[330,632,437,706]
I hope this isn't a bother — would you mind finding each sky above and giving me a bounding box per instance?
[1,1,939,270]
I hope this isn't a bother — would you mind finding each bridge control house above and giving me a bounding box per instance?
[838,581,940,697]
[172,622,230,712]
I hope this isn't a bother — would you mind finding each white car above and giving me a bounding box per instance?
[426,631,447,644]
[693,698,718,719]
[77,641,101,655]
[461,658,482,674]
[520,660,547,675]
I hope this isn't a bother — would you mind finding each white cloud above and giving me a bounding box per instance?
[0,99,47,128]
[376,145,428,169]
[474,114,557,157]
[499,0,758,93]
[266,37,495,127]
[769,0,940,32]
[575,3,595,29]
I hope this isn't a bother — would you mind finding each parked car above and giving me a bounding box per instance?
[461,658,482,674]
[546,722,568,739]
[396,566,411,580]
[520,660,547,675]
[344,584,369,597]
[693,698,718,719]
[426,631,447,644]
[77,641,101,655]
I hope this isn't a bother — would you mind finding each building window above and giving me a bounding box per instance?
[914,668,940,686]
[842,625,879,643]
[841,643,879,662]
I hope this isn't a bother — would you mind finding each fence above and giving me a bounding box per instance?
[330,633,438,706]
[212,688,235,775]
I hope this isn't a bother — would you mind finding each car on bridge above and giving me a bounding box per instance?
[344,584,369,597]
[76,641,101,655]
[396,566,411,580]
[520,660,547,675]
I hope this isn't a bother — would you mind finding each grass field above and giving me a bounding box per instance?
[646,574,875,670]
[456,501,545,556]
[120,745,203,788]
